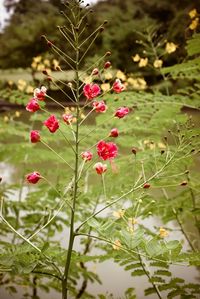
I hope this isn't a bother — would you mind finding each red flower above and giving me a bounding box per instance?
[115,107,129,118]
[26,171,42,184]
[34,86,47,101]
[26,98,40,112]
[104,61,111,69]
[44,115,59,133]
[30,130,40,143]
[62,113,73,125]
[83,83,101,100]
[93,162,107,175]
[97,140,118,160]
[109,128,119,137]
[81,151,93,162]
[92,100,107,113]
[112,79,125,93]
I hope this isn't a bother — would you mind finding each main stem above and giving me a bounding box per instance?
[62,32,80,299]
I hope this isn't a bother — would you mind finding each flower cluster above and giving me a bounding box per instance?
[26,69,127,182]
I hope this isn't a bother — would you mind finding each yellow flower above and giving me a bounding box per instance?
[33,56,42,63]
[157,142,166,149]
[189,18,199,30]
[104,71,113,80]
[83,76,92,84]
[116,70,126,81]
[26,85,34,94]
[153,59,163,68]
[189,9,197,19]
[127,77,147,90]
[37,63,45,72]
[127,218,138,233]
[8,80,13,86]
[132,54,140,62]
[138,58,148,68]
[112,239,122,250]
[113,209,125,219]
[80,113,85,119]
[15,111,21,118]
[165,42,177,54]
[101,83,110,92]
[44,59,50,67]
[159,227,169,238]
[31,62,37,70]
[137,78,147,90]
[17,79,27,91]
[4,116,9,123]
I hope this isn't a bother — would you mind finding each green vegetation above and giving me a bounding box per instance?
[0,1,200,298]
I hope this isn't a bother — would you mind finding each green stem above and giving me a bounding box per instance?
[137,249,162,299]
[62,24,80,299]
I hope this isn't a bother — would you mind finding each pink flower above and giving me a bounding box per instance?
[110,128,119,137]
[81,151,93,162]
[93,162,107,175]
[62,113,73,125]
[92,100,107,113]
[26,98,40,112]
[104,61,111,69]
[44,115,59,133]
[97,140,118,160]
[30,130,40,143]
[34,86,47,101]
[26,171,42,184]
[112,79,125,93]
[115,107,129,118]
[83,83,101,100]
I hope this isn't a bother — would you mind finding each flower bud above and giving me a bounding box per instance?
[81,151,93,162]
[30,130,41,143]
[106,51,111,56]
[26,172,42,184]
[104,61,111,69]
[143,183,151,189]
[110,128,119,138]
[93,162,107,175]
[180,181,187,186]
[92,68,99,76]
[131,147,137,155]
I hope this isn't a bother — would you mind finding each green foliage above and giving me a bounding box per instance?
[0,2,200,299]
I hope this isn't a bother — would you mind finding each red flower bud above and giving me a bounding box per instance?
[62,113,73,125]
[92,68,99,76]
[112,79,125,93]
[26,172,42,184]
[104,61,111,69]
[92,100,107,113]
[93,162,107,175]
[131,147,137,155]
[114,107,129,118]
[143,183,151,189]
[110,128,119,137]
[81,151,93,162]
[30,130,40,143]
